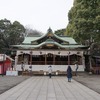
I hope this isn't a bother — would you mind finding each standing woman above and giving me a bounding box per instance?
[48,65,52,78]
[67,65,72,82]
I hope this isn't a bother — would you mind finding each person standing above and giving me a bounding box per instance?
[75,63,78,76]
[48,65,52,78]
[21,62,24,71]
[67,65,72,82]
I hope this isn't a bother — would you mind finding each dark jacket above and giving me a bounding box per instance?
[67,66,72,78]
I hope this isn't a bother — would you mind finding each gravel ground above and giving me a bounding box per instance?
[73,72,100,94]
[0,75,30,94]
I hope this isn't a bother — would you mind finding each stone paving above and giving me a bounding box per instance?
[0,76,100,100]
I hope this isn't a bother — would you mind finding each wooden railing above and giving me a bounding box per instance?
[18,60,82,65]
[18,61,82,65]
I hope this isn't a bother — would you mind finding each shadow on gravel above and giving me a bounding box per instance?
[73,72,100,94]
[0,75,30,94]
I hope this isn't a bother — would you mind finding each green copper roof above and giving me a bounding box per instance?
[11,41,86,49]
[11,31,87,50]
[59,36,77,44]
[22,37,40,44]
[22,35,77,44]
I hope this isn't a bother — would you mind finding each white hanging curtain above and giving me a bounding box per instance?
[17,50,83,56]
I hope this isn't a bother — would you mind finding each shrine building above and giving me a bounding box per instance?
[11,28,88,74]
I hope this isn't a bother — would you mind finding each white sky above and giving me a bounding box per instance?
[0,0,73,33]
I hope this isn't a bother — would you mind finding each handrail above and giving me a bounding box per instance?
[17,61,82,65]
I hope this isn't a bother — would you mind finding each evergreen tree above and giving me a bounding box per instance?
[0,19,25,53]
[66,0,100,45]
[55,29,66,36]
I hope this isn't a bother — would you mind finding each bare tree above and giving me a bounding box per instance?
[25,26,43,37]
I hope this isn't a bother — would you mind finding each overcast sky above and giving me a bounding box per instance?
[0,0,73,33]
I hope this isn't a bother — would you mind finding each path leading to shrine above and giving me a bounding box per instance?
[0,76,100,100]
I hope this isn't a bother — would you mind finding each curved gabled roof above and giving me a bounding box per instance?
[11,40,86,49]
[12,28,87,50]
[22,32,77,44]
[22,37,40,44]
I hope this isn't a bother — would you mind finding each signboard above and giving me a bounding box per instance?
[0,54,6,61]
[46,44,54,47]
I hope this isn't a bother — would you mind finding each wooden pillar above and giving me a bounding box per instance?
[68,52,70,65]
[45,54,47,65]
[30,51,32,64]
[21,53,23,62]
[53,54,55,65]
[89,56,92,71]
[15,55,18,69]
[82,55,85,70]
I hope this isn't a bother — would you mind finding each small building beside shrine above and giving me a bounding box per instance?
[0,54,14,74]
[11,28,88,75]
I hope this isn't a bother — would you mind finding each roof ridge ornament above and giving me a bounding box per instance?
[47,27,53,33]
